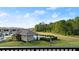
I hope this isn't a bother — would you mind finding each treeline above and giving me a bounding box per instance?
[34,17,79,35]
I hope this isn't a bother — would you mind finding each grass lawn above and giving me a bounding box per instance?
[0,32,78,47]
[51,40,79,46]
[0,41,50,47]
[0,40,79,46]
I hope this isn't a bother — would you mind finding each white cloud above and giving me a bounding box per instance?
[33,10,45,15]
[68,12,76,17]
[52,13,59,18]
[24,13,30,18]
[47,7,58,10]
[24,10,45,18]
[0,12,9,17]
[11,13,40,28]
[50,12,71,22]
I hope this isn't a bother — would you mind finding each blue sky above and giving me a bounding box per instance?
[0,7,79,28]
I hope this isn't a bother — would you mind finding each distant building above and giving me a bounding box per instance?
[0,27,35,42]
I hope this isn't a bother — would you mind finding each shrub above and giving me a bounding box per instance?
[40,37,50,41]
[5,36,13,41]
[51,36,58,40]
[39,36,58,42]
[5,35,16,42]
[15,34,21,41]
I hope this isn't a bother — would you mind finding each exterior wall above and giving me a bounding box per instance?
[27,35,34,41]
[0,33,4,42]
[21,35,28,41]
[3,31,10,36]
[0,37,4,42]
[21,35,34,42]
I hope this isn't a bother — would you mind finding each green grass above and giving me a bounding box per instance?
[0,41,50,46]
[0,32,78,47]
[0,40,79,47]
[51,40,79,46]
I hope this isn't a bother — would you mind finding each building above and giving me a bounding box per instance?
[0,27,35,42]
[15,29,35,42]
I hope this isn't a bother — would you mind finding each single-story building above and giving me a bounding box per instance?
[15,29,35,42]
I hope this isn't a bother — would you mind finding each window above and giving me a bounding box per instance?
[12,29,16,31]
[0,34,3,37]
[5,34,8,36]
[4,29,8,31]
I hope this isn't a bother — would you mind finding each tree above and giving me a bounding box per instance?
[34,16,79,35]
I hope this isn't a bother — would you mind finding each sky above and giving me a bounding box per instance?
[0,7,79,28]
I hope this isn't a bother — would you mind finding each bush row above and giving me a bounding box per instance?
[39,36,58,42]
